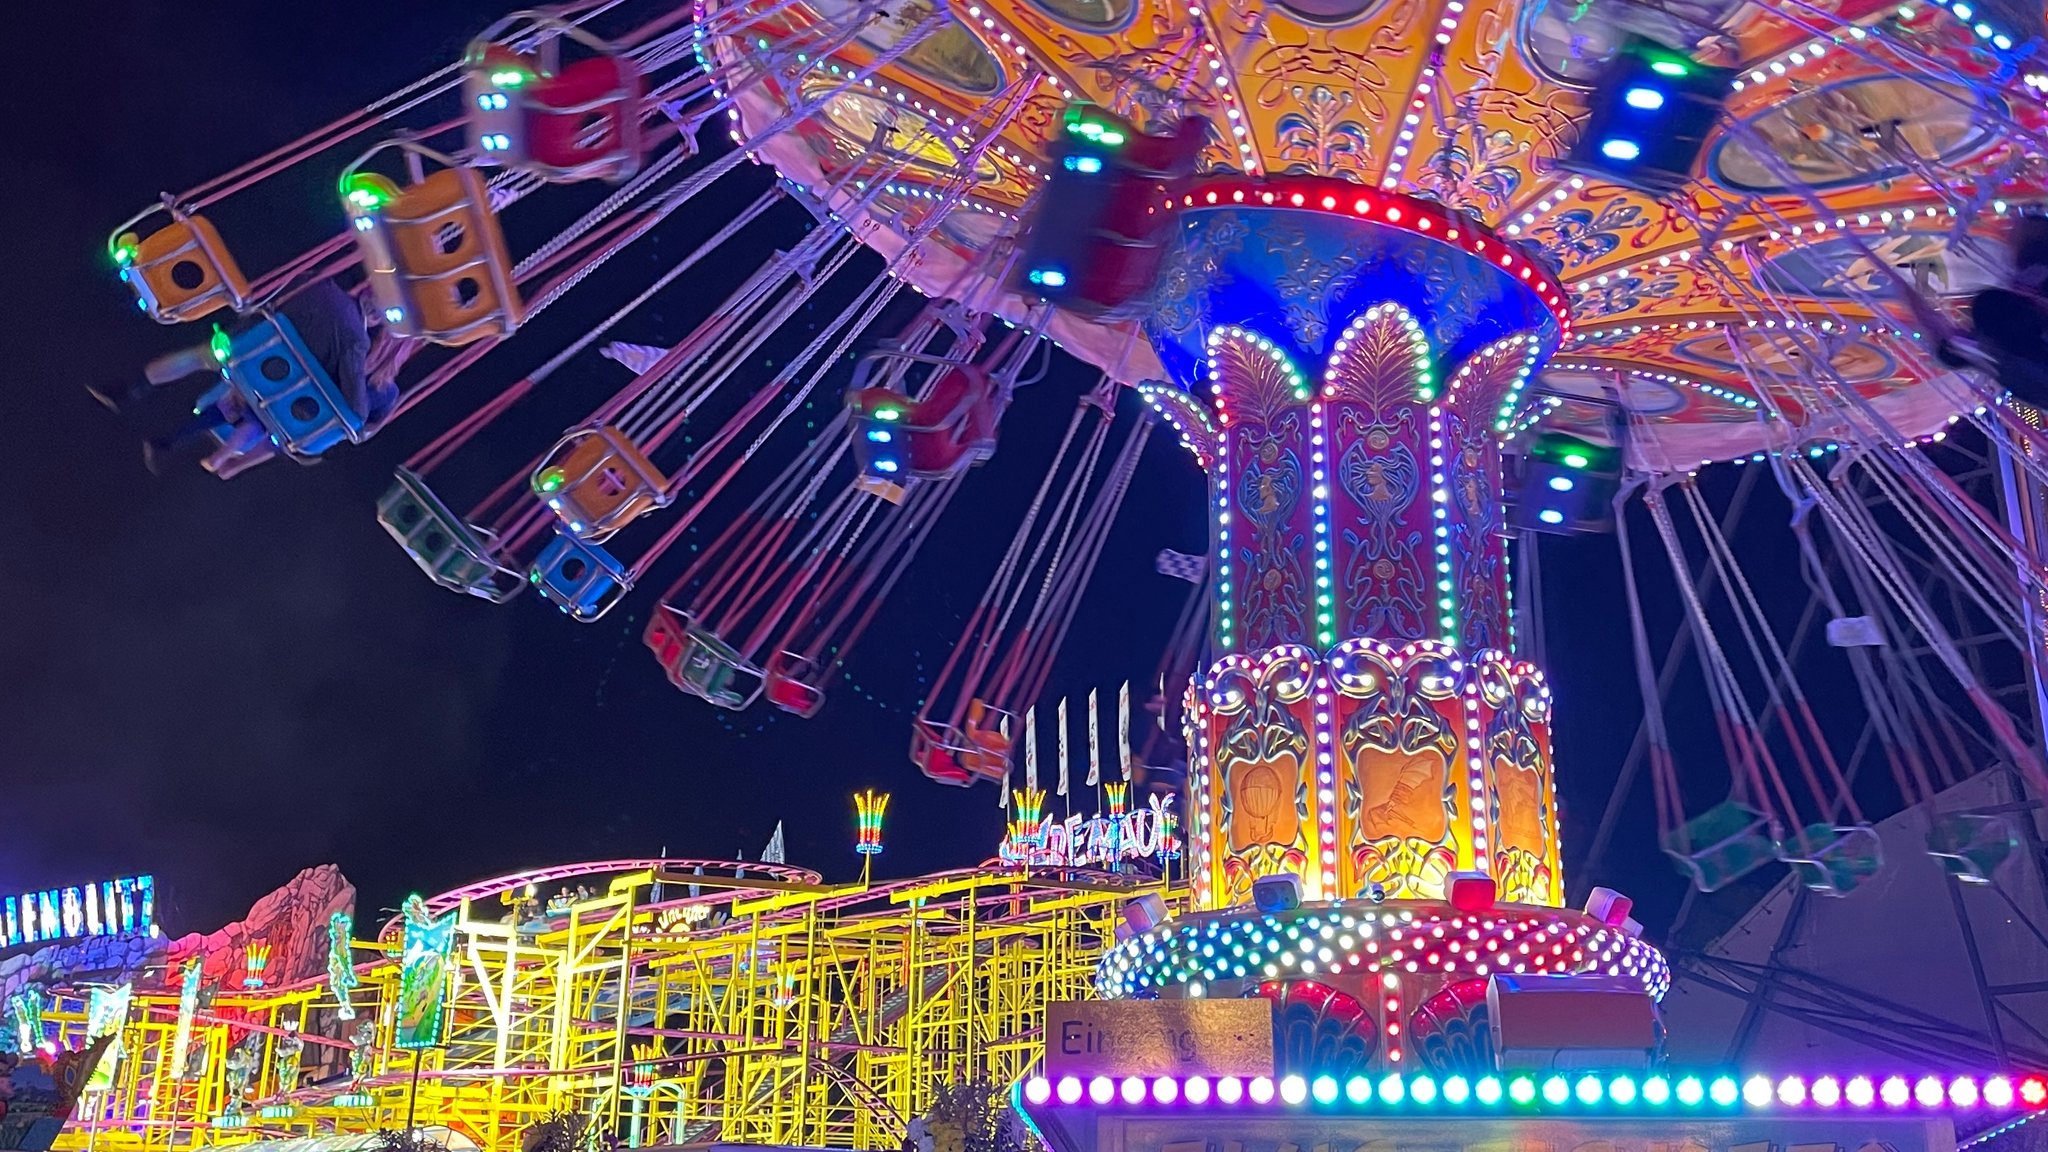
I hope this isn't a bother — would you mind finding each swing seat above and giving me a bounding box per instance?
[1926,813,2016,884]
[465,36,643,183]
[345,164,522,346]
[763,652,827,718]
[525,56,644,182]
[910,720,974,786]
[377,468,526,603]
[1781,823,1883,897]
[530,529,632,622]
[223,316,368,459]
[114,214,250,324]
[848,364,1000,496]
[533,426,669,541]
[958,699,1015,782]
[1662,801,1779,892]
[670,623,765,710]
[1015,108,1206,320]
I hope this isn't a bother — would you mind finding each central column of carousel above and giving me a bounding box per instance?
[1104,176,1668,1077]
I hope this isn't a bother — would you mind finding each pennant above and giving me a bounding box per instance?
[1155,549,1206,582]
[1086,688,1101,786]
[1000,768,1011,809]
[1119,681,1132,781]
[1025,707,1039,792]
[1057,697,1070,796]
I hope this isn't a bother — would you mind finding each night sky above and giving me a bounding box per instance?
[14,0,1842,945]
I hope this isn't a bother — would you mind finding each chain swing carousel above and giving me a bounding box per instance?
[86,0,2048,1146]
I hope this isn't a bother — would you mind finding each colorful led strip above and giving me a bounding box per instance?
[1019,1071,2048,1115]
[1175,177,1573,339]
[1095,903,1669,1000]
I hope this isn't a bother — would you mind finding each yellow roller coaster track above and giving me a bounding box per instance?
[44,862,1184,1152]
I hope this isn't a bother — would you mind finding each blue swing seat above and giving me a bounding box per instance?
[222,315,367,459]
[531,530,632,622]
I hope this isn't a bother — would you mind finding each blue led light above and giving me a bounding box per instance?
[1538,508,1565,525]
[1624,86,1666,110]
[1601,138,1643,161]
[1547,476,1574,492]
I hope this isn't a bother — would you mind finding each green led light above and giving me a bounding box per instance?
[489,69,528,86]
[1642,1077,1671,1105]
[1410,1076,1438,1104]
[537,468,567,494]
[1677,1076,1705,1105]
[1507,1077,1535,1105]
[1610,1077,1638,1105]
[1379,1075,1405,1104]
[210,325,233,365]
[1098,130,1126,145]
[1709,1077,1739,1107]
[114,244,136,267]
[1650,59,1690,76]
[1542,1077,1570,1106]
[1345,1076,1371,1104]
[1576,1076,1603,1105]
[1444,1076,1471,1105]
[1563,451,1590,468]
[875,407,902,421]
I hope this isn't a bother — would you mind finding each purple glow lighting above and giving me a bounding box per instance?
[1025,1078,1052,1105]
[1056,1077,1082,1105]
[1951,1078,1979,1108]
[1249,1077,1276,1104]
[1089,1077,1115,1105]
[1987,1078,2016,1108]
[1812,1077,1841,1107]
[1121,1078,1147,1105]
[1777,1077,1806,1106]
[1154,1078,1180,1105]
[1185,1077,1212,1105]
[1882,1077,1911,1108]
[1848,1077,1876,1107]
[1217,1077,1244,1105]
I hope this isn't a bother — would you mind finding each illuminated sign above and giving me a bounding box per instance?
[1000,791,1178,868]
[2,876,155,949]
[1046,1000,1274,1080]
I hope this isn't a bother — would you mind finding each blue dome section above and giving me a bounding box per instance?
[1146,204,1561,393]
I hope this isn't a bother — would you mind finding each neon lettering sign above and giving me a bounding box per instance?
[2,876,155,949]
[1001,789,1179,868]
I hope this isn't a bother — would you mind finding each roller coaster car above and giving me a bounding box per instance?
[465,20,644,183]
[533,426,668,541]
[1780,823,1883,897]
[848,355,1002,502]
[221,315,369,459]
[377,468,527,602]
[1925,812,2017,884]
[530,529,632,622]
[1014,104,1209,320]
[663,621,766,710]
[342,145,522,347]
[1660,800,1778,893]
[764,652,827,718]
[111,212,251,324]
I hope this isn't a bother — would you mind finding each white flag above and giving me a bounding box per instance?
[999,768,1011,809]
[761,822,786,865]
[1086,688,1101,787]
[1119,681,1132,781]
[1057,697,1070,796]
[1025,707,1039,792]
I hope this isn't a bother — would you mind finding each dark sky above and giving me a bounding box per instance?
[12,0,1846,945]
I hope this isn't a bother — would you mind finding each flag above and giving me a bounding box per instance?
[1155,549,1206,582]
[1057,697,1070,796]
[1119,681,1132,781]
[1086,688,1101,786]
[601,342,671,374]
[1025,707,1039,791]
[761,822,786,865]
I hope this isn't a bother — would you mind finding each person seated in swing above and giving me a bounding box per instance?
[1931,212,2048,408]
[90,279,412,473]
